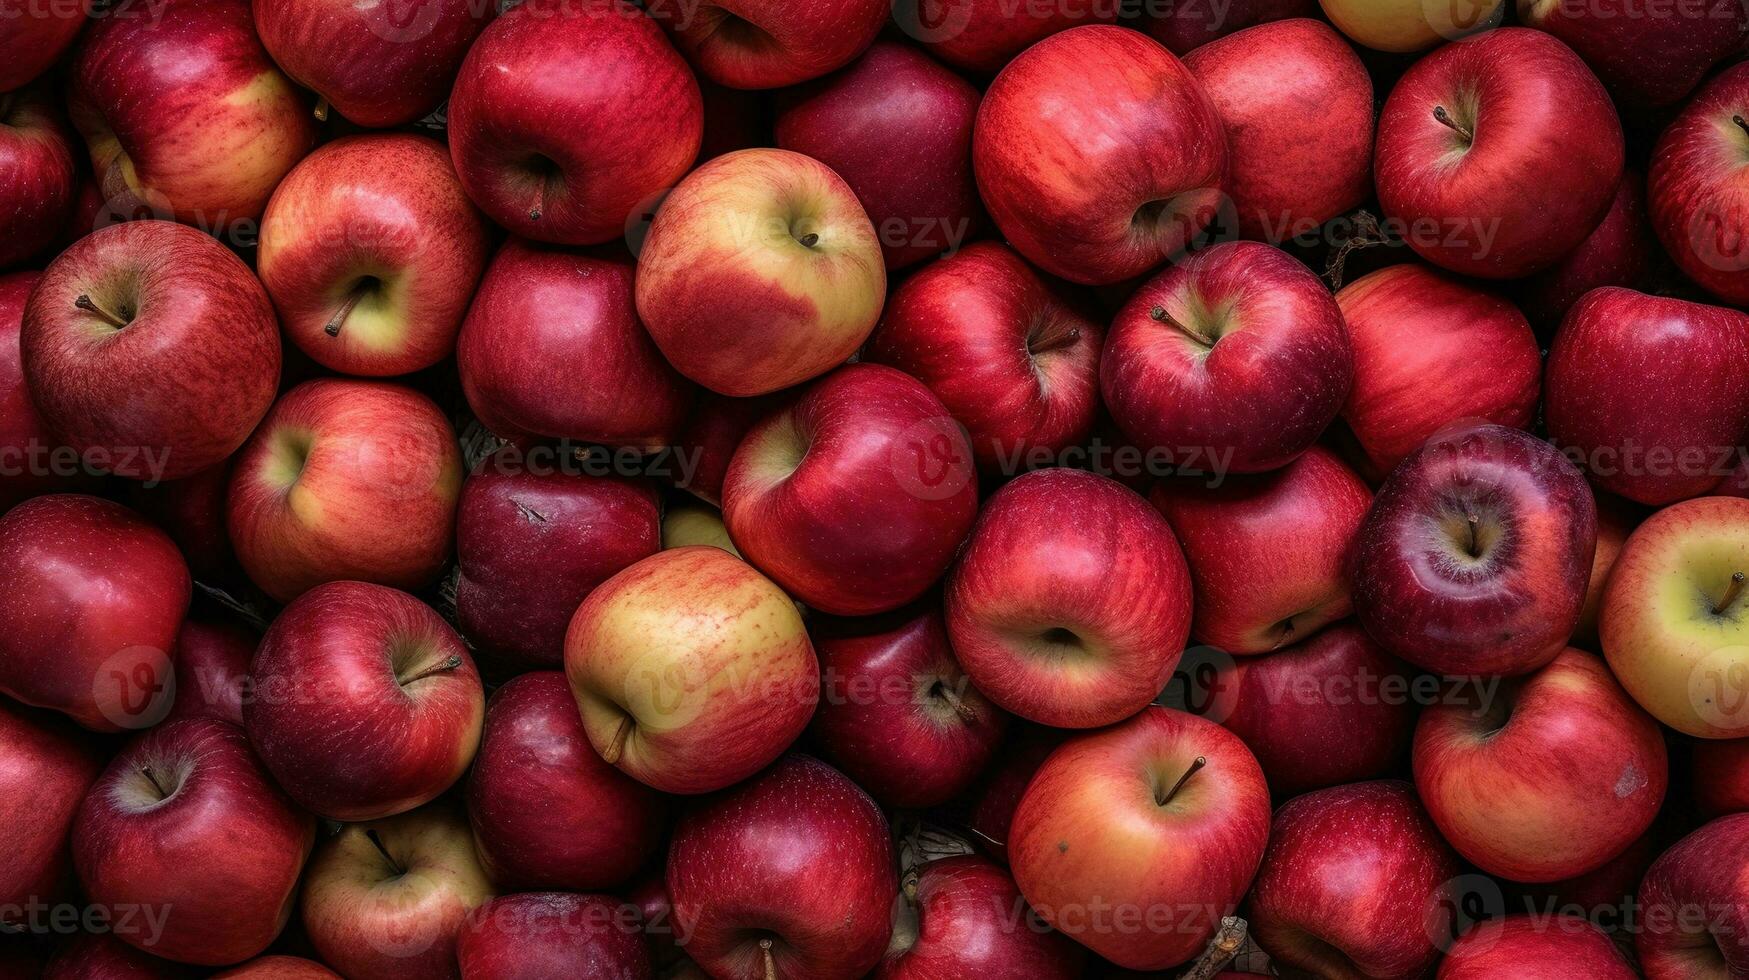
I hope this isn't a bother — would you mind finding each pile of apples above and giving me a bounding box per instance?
[9,0,1749,977]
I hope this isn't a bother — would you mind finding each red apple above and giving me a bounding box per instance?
[0,494,188,731]
[667,391,782,506]
[864,241,1102,473]
[1374,27,1623,278]
[1183,19,1374,244]
[22,220,281,481]
[644,0,888,88]
[162,619,254,726]
[1697,738,1749,818]
[0,270,96,512]
[1245,780,1460,979]
[1144,0,1317,53]
[42,935,191,980]
[966,726,1070,865]
[973,25,1225,286]
[946,468,1192,728]
[457,893,650,979]
[1103,240,1354,475]
[213,957,340,979]
[1636,813,1749,978]
[879,855,1084,979]
[457,239,694,450]
[258,134,490,376]
[126,462,235,581]
[73,718,316,966]
[0,2,85,92]
[247,581,484,821]
[1009,707,1272,970]
[667,754,895,978]
[447,0,702,246]
[0,701,101,915]
[466,672,666,891]
[890,0,1116,73]
[722,364,979,616]
[1438,914,1637,979]
[0,85,77,268]
[1519,170,1656,328]
[1336,262,1542,477]
[253,0,494,127]
[1650,62,1749,309]
[1352,423,1596,676]
[1520,0,1747,108]
[227,378,462,602]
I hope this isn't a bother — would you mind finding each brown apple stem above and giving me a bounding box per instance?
[1177,916,1248,980]
[402,655,463,684]
[323,286,368,338]
[601,715,632,765]
[1735,115,1749,139]
[1030,327,1082,355]
[934,682,978,723]
[74,294,129,328]
[139,766,167,798]
[795,232,819,248]
[1150,305,1214,348]
[313,96,330,122]
[364,828,405,876]
[1465,514,1482,558]
[759,937,777,980]
[1432,105,1474,142]
[1158,756,1208,806]
[1716,571,1746,615]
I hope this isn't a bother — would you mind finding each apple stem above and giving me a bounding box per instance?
[139,766,167,798]
[933,681,978,723]
[1735,115,1749,138]
[760,937,777,980]
[403,655,463,684]
[74,294,129,329]
[364,828,404,876]
[1029,327,1081,355]
[1716,571,1746,615]
[1465,514,1482,558]
[601,715,632,765]
[1158,756,1207,806]
[1432,105,1474,143]
[1150,305,1213,348]
[323,286,368,338]
[313,97,330,122]
[796,232,819,248]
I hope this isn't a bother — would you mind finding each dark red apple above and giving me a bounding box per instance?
[1636,813,1749,977]
[162,619,254,726]
[1520,0,1747,108]
[457,893,651,979]
[1519,170,1656,328]
[0,701,101,917]
[879,856,1083,979]
[0,85,77,268]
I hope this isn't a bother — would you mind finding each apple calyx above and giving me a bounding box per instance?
[796,232,820,248]
[1715,571,1746,616]
[1270,616,1298,651]
[1150,305,1214,348]
[364,828,405,876]
[759,936,778,980]
[1432,105,1474,144]
[74,294,131,329]
[601,715,633,765]
[313,96,330,122]
[1157,756,1208,806]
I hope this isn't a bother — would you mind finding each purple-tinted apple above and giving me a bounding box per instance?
[162,620,253,726]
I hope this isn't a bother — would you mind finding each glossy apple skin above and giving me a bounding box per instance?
[0,270,95,512]
[23,221,281,481]
[68,0,315,228]
[865,242,1101,473]
[0,702,101,914]
[448,0,701,246]
[1520,171,1656,328]
[258,134,490,376]
[948,469,1192,728]
[1103,241,1353,475]
[1183,20,1374,243]
[466,672,665,891]
[300,803,493,980]
[212,956,341,979]
[1637,813,1749,977]
[1153,446,1371,654]
[1650,63,1749,309]
[723,364,979,616]
[253,0,493,127]
[636,148,887,397]
[1353,424,1596,677]
[1246,780,1460,979]
[1415,648,1667,882]
[1010,708,1272,970]
[645,0,887,88]
[163,620,254,726]
[247,582,484,821]
[809,609,1008,809]
[1438,914,1637,979]
[668,755,895,979]
[457,893,651,980]
[973,26,1225,286]
[0,495,189,731]
[1546,288,1749,505]
[457,239,694,450]
[0,86,77,268]
[1336,263,1542,477]
[42,934,193,980]
[455,454,660,674]
[890,0,1114,73]
[73,718,316,966]
[1695,738,1749,817]
[775,42,981,270]
[227,379,462,602]
[0,2,85,91]
[565,547,818,794]
[878,856,1084,979]
[1145,0,1316,53]
[1520,0,1746,108]
[1375,27,1623,278]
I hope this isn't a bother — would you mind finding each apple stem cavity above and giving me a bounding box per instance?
[1716,571,1746,616]
[364,828,404,876]
[139,765,167,799]
[1432,105,1474,143]
[313,97,330,122]
[74,294,130,329]
[759,937,777,980]
[1150,305,1214,348]
[1735,115,1749,139]
[1465,514,1482,558]
[1158,756,1208,806]
[930,679,978,722]
[602,715,632,765]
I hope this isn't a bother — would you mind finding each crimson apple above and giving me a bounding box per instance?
[0,701,101,915]
[891,0,1115,73]
[1438,914,1637,979]
[457,893,650,979]
[644,0,888,88]
[667,391,782,506]
[126,462,235,581]
[1144,0,1316,52]
[162,619,253,726]
[965,725,1069,865]
[0,85,77,268]
[1519,170,1656,328]
[1650,62,1749,309]
[42,935,191,980]
[212,957,340,979]
[1520,0,1747,108]
[1636,814,1749,977]
[0,270,95,512]
[1697,738,1749,818]
[879,856,1084,979]
[0,1,85,91]
[1574,490,1639,651]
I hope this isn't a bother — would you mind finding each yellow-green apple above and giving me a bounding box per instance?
[455,450,660,674]
[0,701,101,917]
[973,25,1225,286]
[1152,446,1371,654]
[1438,914,1638,979]
[1103,241,1353,474]
[457,893,650,978]
[1246,780,1460,978]
[72,718,316,966]
[1414,648,1667,882]
[258,134,490,376]
[1519,0,1747,108]
[722,364,979,616]
[1375,28,1622,278]
[1319,0,1501,52]
[162,619,254,726]
[564,546,818,794]
[68,0,316,231]
[456,239,695,451]
[643,0,887,88]
[42,935,189,979]
[1519,170,1657,328]
[0,85,77,267]
[0,494,188,731]
[1602,495,1749,738]
[0,0,85,91]
[1546,288,1749,505]
[880,855,1085,979]
[1636,813,1749,977]
[1336,263,1542,477]
[809,609,1008,808]
[0,271,98,512]
[1575,491,1640,651]
[214,956,340,979]
[890,0,1115,72]
[1696,738,1749,817]
[1009,707,1271,970]
[226,379,462,602]
[22,220,281,481]
[667,754,895,978]
[1649,63,1749,308]
[1144,0,1316,52]
[252,0,494,127]
[447,0,701,246]
[246,581,484,822]
[774,42,982,270]
[466,672,666,891]
[1183,20,1374,243]
[635,147,886,396]
[300,803,493,980]
[1353,424,1596,676]
[946,468,1192,728]
[662,500,739,555]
